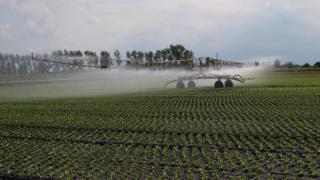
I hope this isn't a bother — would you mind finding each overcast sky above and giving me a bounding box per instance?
[0,0,319,64]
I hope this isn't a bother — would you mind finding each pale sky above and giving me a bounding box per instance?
[0,0,319,64]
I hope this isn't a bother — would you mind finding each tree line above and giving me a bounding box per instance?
[0,44,194,76]
[274,59,320,68]
[126,44,193,64]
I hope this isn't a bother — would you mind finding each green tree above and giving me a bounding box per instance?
[63,49,69,56]
[183,50,194,59]
[100,51,111,69]
[52,50,64,57]
[283,61,293,68]
[38,54,49,74]
[145,51,154,64]
[126,51,132,66]
[69,51,75,56]
[160,48,170,61]
[75,50,83,57]
[126,51,131,60]
[302,63,311,68]
[0,53,6,75]
[282,61,300,68]
[114,49,121,66]
[314,62,320,68]
[84,50,96,57]
[137,51,144,64]
[131,50,138,64]
[19,55,28,75]
[170,44,186,60]
[154,50,161,62]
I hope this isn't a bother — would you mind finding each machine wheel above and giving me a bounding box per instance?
[176,81,185,89]
[214,80,224,88]
[225,79,233,88]
[187,80,196,88]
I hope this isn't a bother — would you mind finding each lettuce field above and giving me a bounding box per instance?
[0,72,319,179]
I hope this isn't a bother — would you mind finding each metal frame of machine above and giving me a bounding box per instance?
[163,73,246,89]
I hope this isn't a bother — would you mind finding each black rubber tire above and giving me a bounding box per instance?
[176,81,185,89]
[225,79,233,88]
[187,81,196,88]
[214,80,224,88]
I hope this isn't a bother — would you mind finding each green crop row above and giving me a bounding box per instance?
[0,87,319,178]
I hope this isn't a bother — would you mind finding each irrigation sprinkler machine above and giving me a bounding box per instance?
[30,53,251,89]
[163,73,246,89]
